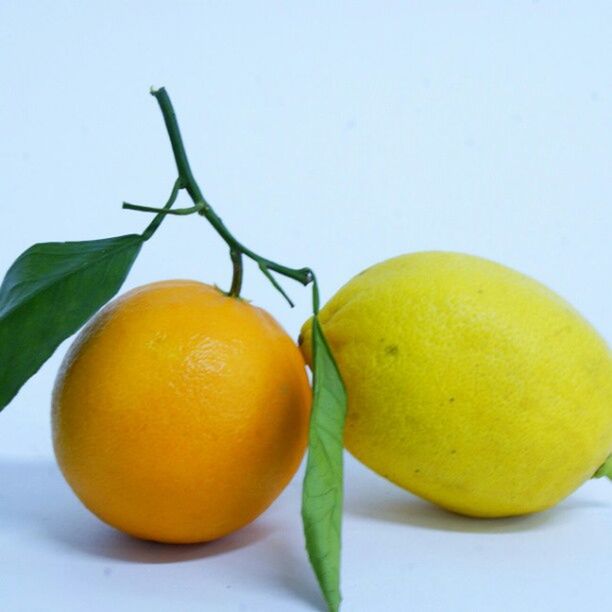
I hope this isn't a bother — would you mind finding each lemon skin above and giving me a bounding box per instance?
[301,252,612,517]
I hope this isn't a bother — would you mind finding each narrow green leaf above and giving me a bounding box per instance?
[0,234,144,410]
[593,455,612,479]
[302,316,348,612]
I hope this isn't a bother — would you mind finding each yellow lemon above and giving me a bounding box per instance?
[300,252,612,517]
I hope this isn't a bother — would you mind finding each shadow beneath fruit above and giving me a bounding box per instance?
[77,521,274,564]
[345,482,609,534]
[342,457,611,534]
[0,457,273,563]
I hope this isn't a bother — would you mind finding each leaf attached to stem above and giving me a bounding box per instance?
[302,316,348,612]
[0,235,144,410]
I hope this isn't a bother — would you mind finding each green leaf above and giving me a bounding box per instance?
[302,316,348,612]
[0,234,144,410]
[593,455,612,479]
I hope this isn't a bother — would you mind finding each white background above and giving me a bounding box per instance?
[1,2,611,611]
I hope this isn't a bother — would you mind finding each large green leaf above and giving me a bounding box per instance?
[0,234,144,410]
[302,316,348,612]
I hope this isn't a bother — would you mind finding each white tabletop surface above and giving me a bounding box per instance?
[1,2,611,611]
[2,451,612,612]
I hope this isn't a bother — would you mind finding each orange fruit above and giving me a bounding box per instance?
[52,280,311,543]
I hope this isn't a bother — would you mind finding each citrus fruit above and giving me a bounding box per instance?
[52,280,311,543]
[300,251,612,517]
